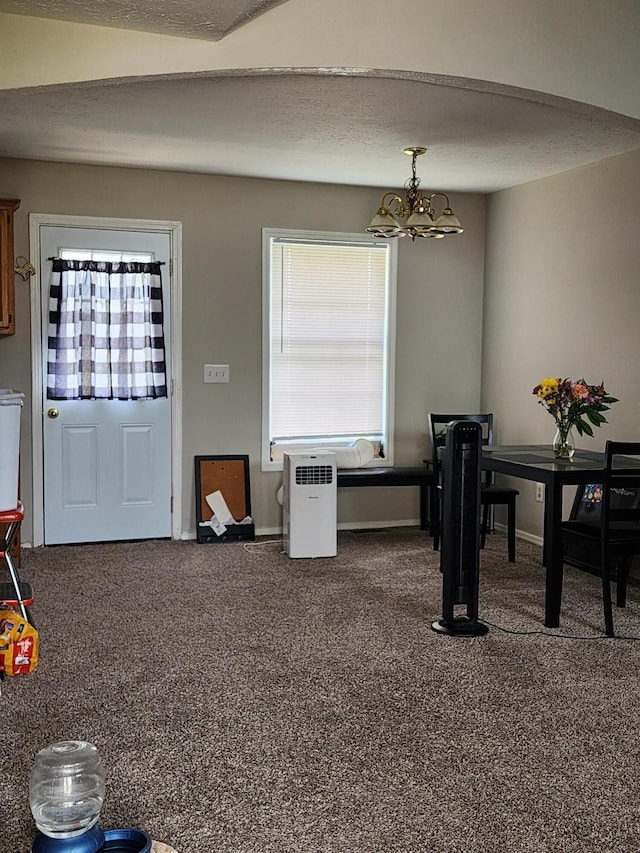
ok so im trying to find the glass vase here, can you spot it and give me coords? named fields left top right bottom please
left=553, top=425, right=576, bottom=460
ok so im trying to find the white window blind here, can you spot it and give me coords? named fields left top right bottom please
left=263, top=230, right=396, bottom=467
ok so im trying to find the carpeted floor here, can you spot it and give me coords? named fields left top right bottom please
left=1, top=530, right=640, bottom=852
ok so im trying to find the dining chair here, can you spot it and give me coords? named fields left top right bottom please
left=561, top=440, right=640, bottom=636
left=428, top=413, right=518, bottom=562
left=564, top=482, right=640, bottom=597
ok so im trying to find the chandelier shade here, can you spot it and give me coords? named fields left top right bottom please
left=366, top=147, right=463, bottom=241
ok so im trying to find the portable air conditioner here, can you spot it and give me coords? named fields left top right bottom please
left=283, top=451, right=337, bottom=558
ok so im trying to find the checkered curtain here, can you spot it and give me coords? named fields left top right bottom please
left=47, top=259, right=167, bottom=400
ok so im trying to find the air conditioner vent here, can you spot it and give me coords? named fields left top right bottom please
left=295, top=465, right=334, bottom=486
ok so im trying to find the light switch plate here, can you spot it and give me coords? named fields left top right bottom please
left=204, top=364, right=229, bottom=383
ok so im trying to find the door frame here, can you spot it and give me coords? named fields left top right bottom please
left=29, top=214, right=183, bottom=547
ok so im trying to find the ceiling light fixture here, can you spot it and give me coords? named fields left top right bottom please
left=366, top=147, right=463, bottom=241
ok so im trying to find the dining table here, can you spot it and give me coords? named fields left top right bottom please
left=481, top=444, right=640, bottom=628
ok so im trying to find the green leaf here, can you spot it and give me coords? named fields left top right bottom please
left=579, top=419, right=594, bottom=437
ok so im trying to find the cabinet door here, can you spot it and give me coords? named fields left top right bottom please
left=0, top=198, right=20, bottom=335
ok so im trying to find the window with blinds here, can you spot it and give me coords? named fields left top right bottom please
left=262, top=229, right=397, bottom=469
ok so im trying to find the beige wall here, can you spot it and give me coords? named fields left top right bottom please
left=482, top=147, right=640, bottom=539
left=6, top=146, right=639, bottom=545
left=0, top=157, right=486, bottom=541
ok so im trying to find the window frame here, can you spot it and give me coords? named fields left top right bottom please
left=261, top=227, right=397, bottom=472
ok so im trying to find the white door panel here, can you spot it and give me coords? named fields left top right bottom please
left=40, top=226, right=172, bottom=544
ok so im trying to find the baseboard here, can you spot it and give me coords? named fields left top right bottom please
left=337, top=518, right=420, bottom=532
left=493, top=521, right=543, bottom=548
left=184, top=518, right=421, bottom=539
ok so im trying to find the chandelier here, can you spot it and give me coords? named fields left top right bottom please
left=366, top=146, right=463, bottom=241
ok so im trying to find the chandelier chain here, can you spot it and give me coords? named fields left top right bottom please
left=404, top=150, right=421, bottom=214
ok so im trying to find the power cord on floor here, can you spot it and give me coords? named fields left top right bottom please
left=479, top=617, right=640, bottom=641
left=242, top=538, right=284, bottom=554
left=241, top=527, right=394, bottom=553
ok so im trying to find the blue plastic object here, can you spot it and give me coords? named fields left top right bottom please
left=31, top=825, right=105, bottom=853
left=101, top=828, right=152, bottom=852
left=31, top=827, right=152, bottom=853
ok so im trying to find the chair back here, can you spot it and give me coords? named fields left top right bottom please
left=601, top=441, right=640, bottom=535
left=428, top=413, right=494, bottom=481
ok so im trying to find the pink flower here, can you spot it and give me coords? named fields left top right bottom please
left=572, top=383, right=589, bottom=399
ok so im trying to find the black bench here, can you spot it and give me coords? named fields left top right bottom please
left=336, top=466, right=435, bottom=530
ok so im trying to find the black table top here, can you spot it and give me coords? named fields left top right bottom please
left=482, top=444, right=640, bottom=485
left=484, top=445, right=602, bottom=464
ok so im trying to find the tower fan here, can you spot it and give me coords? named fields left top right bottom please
left=432, top=420, right=489, bottom=636
left=283, top=450, right=337, bottom=558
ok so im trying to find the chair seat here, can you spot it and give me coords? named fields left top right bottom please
left=481, top=485, right=519, bottom=500
left=0, top=501, right=24, bottom=526
left=0, top=580, right=33, bottom=607
left=562, top=519, right=640, bottom=546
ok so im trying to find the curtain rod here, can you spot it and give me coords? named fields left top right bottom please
left=48, top=257, right=165, bottom=264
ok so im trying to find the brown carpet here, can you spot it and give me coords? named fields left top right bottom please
left=2, top=530, right=640, bottom=852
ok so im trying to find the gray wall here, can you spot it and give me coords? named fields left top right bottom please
left=0, top=157, right=486, bottom=541
left=482, top=148, right=640, bottom=539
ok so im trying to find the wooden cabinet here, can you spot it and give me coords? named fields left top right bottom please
left=0, top=198, right=20, bottom=335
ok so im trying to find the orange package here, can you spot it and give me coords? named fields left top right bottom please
left=0, top=608, right=39, bottom=675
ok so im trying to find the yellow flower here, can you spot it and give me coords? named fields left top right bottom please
left=536, top=377, right=558, bottom=399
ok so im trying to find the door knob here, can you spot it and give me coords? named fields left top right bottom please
left=47, top=407, right=60, bottom=419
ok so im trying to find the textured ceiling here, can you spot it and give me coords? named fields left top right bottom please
left=1, top=72, right=639, bottom=193
left=0, top=0, right=287, bottom=40
left=1, top=1, right=639, bottom=192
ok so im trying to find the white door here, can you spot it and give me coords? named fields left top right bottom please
left=40, top=226, right=172, bottom=545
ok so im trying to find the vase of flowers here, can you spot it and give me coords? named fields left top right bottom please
left=532, top=377, right=618, bottom=460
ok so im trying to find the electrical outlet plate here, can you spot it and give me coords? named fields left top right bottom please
left=204, top=364, right=229, bottom=383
